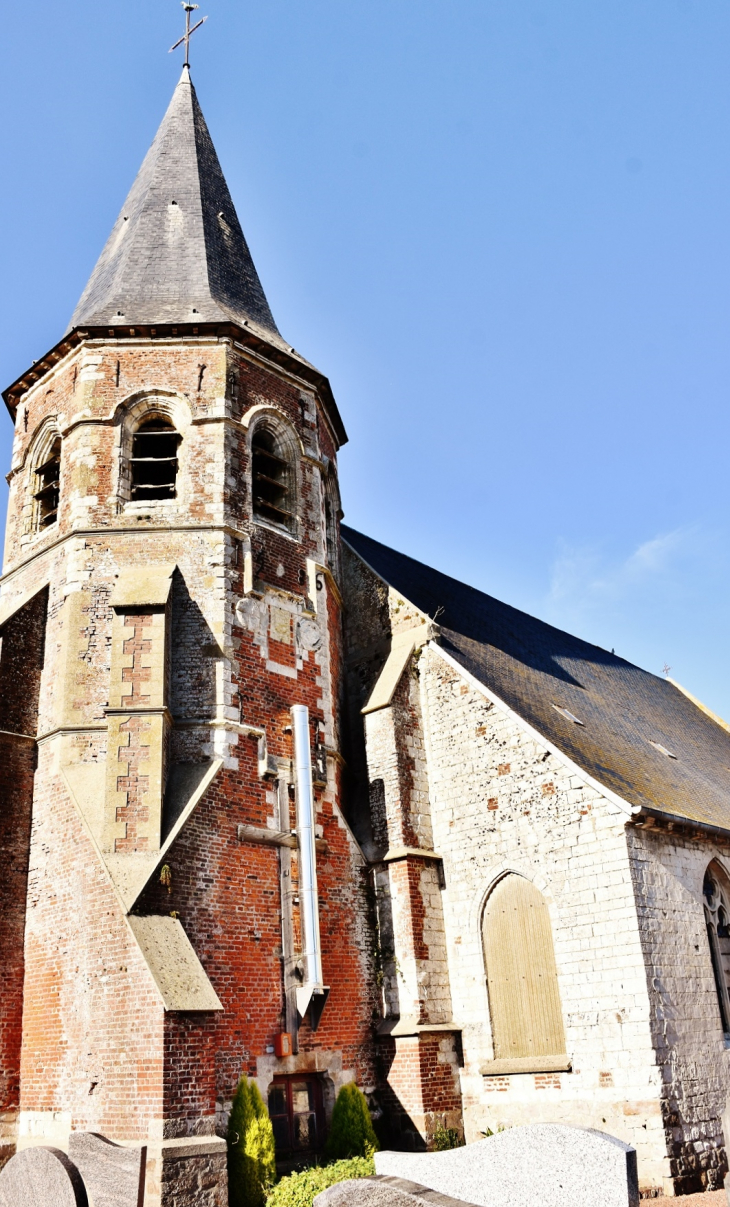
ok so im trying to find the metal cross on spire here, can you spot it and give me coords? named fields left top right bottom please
left=169, top=3, right=208, bottom=68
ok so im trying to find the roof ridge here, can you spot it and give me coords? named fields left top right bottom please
left=342, top=524, right=730, bottom=834
left=341, top=524, right=641, bottom=671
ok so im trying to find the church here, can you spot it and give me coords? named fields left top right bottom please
left=1, top=61, right=729, bottom=1206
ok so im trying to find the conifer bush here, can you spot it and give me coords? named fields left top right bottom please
left=228, top=1075, right=277, bottom=1207
left=265, top=1156, right=375, bottom=1207
left=323, top=1083, right=379, bottom=1162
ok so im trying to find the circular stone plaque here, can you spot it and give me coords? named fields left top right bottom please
left=0, top=1146, right=88, bottom=1207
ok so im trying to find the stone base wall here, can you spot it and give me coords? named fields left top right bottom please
left=377, top=1032, right=463, bottom=1150
left=155, top=1137, right=228, bottom=1207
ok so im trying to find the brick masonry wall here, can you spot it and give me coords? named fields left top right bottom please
left=0, top=588, right=48, bottom=1163
left=19, top=750, right=166, bottom=1142
left=0, top=331, right=377, bottom=1205
left=0, top=735, right=36, bottom=1160
left=342, top=550, right=459, bottom=1144
left=377, top=1032, right=462, bottom=1149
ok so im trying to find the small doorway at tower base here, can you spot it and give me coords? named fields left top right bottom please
left=268, top=1074, right=326, bottom=1174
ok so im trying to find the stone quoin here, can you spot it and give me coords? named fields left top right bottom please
left=2, top=48, right=730, bottom=1207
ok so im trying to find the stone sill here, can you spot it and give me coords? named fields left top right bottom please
left=481, top=1055, right=572, bottom=1075
left=376, top=1018, right=462, bottom=1038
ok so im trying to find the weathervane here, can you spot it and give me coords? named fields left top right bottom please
left=169, top=3, right=208, bottom=68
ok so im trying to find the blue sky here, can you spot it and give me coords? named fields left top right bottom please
left=3, top=2, right=730, bottom=714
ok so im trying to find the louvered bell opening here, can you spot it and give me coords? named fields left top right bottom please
left=130, top=418, right=180, bottom=501
left=34, top=439, right=62, bottom=530
left=252, top=429, right=294, bottom=530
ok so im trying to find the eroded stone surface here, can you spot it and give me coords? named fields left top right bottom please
left=375, top=1125, right=639, bottom=1207
left=0, top=1146, right=88, bottom=1207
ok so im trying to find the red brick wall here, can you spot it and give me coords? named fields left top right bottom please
left=377, top=1032, right=463, bottom=1150
left=0, top=588, right=48, bottom=1120
left=3, top=332, right=378, bottom=1168
left=0, top=737, right=36, bottom=1117
left=20, top=761, right=164, bottom=1138
left=137, top=717, right=378, bottom=1130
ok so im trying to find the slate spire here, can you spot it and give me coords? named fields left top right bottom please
left=68, top=68, right=282, bottom=343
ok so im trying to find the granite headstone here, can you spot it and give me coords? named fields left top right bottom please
left=68, top=1132, right=146, bottom=1207
left=375, top=1124, right=639, bottom=1207
left=0, top=1146, right=88, bottom=1207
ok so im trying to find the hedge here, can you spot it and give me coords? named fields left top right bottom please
left=265, top=1156, right=375, bottom=1207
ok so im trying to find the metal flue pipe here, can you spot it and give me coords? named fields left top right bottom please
left=291, top=704, right=324, bottom=991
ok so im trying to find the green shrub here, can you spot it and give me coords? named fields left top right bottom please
left=323, top=1084, right=379, bottom=1162
left=228, top=1076, right=277, bottom=1207
left=431, top=1124, right=464, bottom=1151
left=266, top=1156, right=375, bottom=1207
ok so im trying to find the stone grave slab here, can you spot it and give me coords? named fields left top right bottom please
left=316, top=1181, right=419, bottom=1207
left=316, top=1175, right=480, bottom=1207
left=68, top=1131, right=146, bottom=1207
left=0, top=1146, right=88, bottom=1207
left=375, top=1124, right=639, bottom=1207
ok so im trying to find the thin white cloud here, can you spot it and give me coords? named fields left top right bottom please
left=548, top=525, right=700, bottom=613
left=536, top=523, right=730, bottom=716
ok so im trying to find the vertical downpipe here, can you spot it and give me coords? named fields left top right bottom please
left=292, top=704, right=324, bottom=991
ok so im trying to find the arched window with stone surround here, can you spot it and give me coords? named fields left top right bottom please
left=34, top=437, right=62, bottom=531
left=29, top=428, right=62, bottom=533
left=482, top=874, right=567, bottom=1067
left=251, top=420, right=297, bottom=533
left=129, top=415, right=181, bottom=501
left=703, top=861, right=730, bottom=1039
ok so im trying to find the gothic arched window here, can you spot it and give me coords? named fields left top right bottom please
left=130, top=416, right=180, bottom=501
left=251, top=425, right=295, bottom=532
left=482, top=874, right=566, bottom=1064
left=704, top=862, right=730, bottom=1038
left=33, top=437, right=62, bottom=531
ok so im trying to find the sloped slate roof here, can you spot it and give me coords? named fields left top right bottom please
left=343, top=525, right=730, bottom=832
left=67, top=68, right=284, bottom=348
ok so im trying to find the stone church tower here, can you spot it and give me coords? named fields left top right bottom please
left=0, top=69, right=376, bottom=1205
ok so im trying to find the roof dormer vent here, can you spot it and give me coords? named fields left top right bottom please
left=649, top=741, right=677, bottom=760
left=552, top=704, right=584, bottom=726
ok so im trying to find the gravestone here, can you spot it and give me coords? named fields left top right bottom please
left=0, top=1133, right=147, bottom=1207
left=0, top=1146, right=88, bottom=1207
left=316, top=1175, right=480, bottom=1206
left=375, top=1124, right=639, bottom=1207
left=316, top=1182, right=422, bottom=1207
left=69, top=1132, right=146, bottom=1207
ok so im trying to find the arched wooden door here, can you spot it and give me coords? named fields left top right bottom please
left=482, top=874, right=566, bottom=1060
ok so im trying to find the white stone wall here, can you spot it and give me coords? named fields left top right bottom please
left=626, top=825, right=730, bottom=1191
left=417, top=646, right=670, bottom=1192
left=344, top=545, right=730, bottom=1191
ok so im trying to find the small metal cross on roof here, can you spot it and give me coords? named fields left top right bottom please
left=169, top=3, right=208, bottom=68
